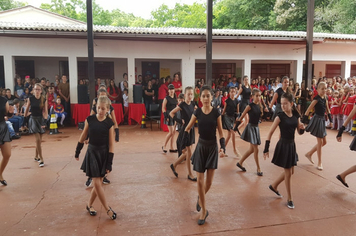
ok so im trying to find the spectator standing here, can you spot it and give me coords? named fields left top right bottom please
left=158, top=77, right=170, bottom=109
left=120, top=73, right=128, bottom=92
left=172, top=73, right=182, bottom=97
left=107, top=80, right=122, bottom=104
left=58, top=75, right=70, bottom=124
left=14, top=77, right=24, bottom=99
left=144, top=80, right=155, bottom=112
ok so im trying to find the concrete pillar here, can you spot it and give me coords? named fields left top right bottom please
left=341, top=61, right=351, bottom=79
left=3, top=55, right=15, bottom=91
left=181, top=57, right=195, bottom=88
left=68, top=56, right=78, bottom=104
left=127, top=57, right=135, bottom=103
left=243, top=59, right=251, bottom=78
left=295, top=59, right=304, bottom=84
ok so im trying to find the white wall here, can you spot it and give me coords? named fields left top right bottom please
left=2, top=36, right=356, bottom=103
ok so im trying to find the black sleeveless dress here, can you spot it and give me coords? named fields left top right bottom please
left=0, top=97, right=11, bottom=144
left=305, top=95, right=327, bottom=138
left=164, top=95, right=177, bottom=126
left=240, top=103, right=261, bottom=145
left=28, top=95, right=46, bottom=134
left=240, top=85, right=251, bottom=113
left=272, top=111, right=299, bottom=168
left=176, top=102, right=195, bottom=156
left=81, top=115, right=114, bottom=177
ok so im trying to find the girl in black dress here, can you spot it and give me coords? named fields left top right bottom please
left=0, top=96, right=12, bottom=186
left=75, top=96, right=117, bottom=220
left=236, top=89, right=264, bottom=176
left=221, top=86, right=241, bottom=157
left=169, top=87, right=196, bottom=181
left=183, top=86, right=225, bottom=225
left=85, top=88, right=120, bottom=187
left=24, top=83, right=48, bottom=167
left=162, top=84, right=178, bottom=153
left=263, top=93, right=304, bottom=209
left=336, top=105, right=356, bottom=187
left=269, top=76, right=291, bottom=120
left=303, top=82, right=331, bottom=170
left=236, top=75, right=251, bottom=129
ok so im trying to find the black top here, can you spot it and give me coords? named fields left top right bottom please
left=248, top=103, right=261, bottom=125
left=0, top=97, right=7, bottom=123
left=165, top=95, right=177, bottom=112
left=179, top=102, right=195, bottom=126
left=225, top=97, right=239, bottom=116
left=87, top=115, right=114, bottom=146
left=275, top=88, right=286, bottom=104
left=277, top=111, right=299, bottom=140
left=313, top=95, right=326, bottom=116
left=241, top=85, right=251, bottom=100
left=92, top=97, right=114, bottom=114
left=29, top=95, right=46, bottom=117
left=194, top=107, right=221, bottom=141
left=144, top=88, right=154, bottom=101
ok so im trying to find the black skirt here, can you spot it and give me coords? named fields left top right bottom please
left=240, top=99, right=249, bottom=114
left=29, top=116, right=45, bottom=134
left=305, top=114, right=327, bottom=138
left=222, top=115, right=234, bottom=130
left=191, top=138, right=218, bottom=173
left=164, top=115, right=175, bottom=126
left=241, top=123, right=261, bottom=145
left=272, top=138, right=298, bottom=169
left=350, top=136, right=356, bottom=151
left=80, top=144, right=108, bottom=178
left=0, top=121, right=11, bottom=145
left=176, top=125, right=195, bottom=157
left=272, top=104, right=282, bottom=120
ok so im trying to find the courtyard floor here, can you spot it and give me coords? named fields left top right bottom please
left=1, top=122, right=356, bottom=236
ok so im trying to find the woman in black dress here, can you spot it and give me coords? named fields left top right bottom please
left=303, top=82, right=331, bottom=170
left=236, top=75, right=251, bottom=129
left=24, top=83, right=48, bottom=167
left=236, top=89, right=264, bottom=176
left=269, top=76, right=291, bottom=120
left=336, top=105, right=356, bottom=187
left=183, top=86, right=225, bottom=225
left=75, top=96, right=116, bottom=220
left=169, top=87, right=196, bottom=181
left=162, top=84, right=178, bottom=153
left=263, top=93, right=304, bottom=209
left=0, top=96, right=12, bottom=185
left=221, top=86, right=240, bottom=157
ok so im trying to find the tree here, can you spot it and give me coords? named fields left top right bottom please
left=213, top=0, right=275, bottom=30
left=150, top=3, right=206, bottom=28
left=0, top=0, right=26, bottom=11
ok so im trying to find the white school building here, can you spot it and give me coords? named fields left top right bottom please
left=1, top=5, right=356, bottom=103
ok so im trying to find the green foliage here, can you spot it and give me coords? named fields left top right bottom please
left=0, top=0, right=26, bottom=11
left=2, top=0, right=356, bottom=34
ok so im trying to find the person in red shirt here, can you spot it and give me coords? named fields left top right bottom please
left=172, top=73, right=182, bottom=97
left=259, top=79, right=267, bottom=94
left=158, top=77, right=171, bottom=109
left=107, top=80, right=122, bottom=104
left=47, top=86, right=56, bottom=111
left=251, top=79, right=258, bottom=89
left=221, top=91, right=228, bottom=109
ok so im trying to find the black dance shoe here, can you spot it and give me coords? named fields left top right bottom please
left=236, top=162, right=246, bottom=172
left=0, top=179, right=7, bottom=186
left=188, top=175, right=197, bottom=182
left=336, top=175, right=349, bottom=188
left=162, top=146, right=167, bottom=153
left=198, top=210, right=209, bottom=225
left=269, top=185, right=282, bottom=198
left=169, top=149, right=178, bottom=153
left=107, top=207, right=117, bottom=220
left=196, top=196, right=201, bottom=212
left=86, top=205, right=97, bottom=216
left=170, top=164, right=178, bottom=177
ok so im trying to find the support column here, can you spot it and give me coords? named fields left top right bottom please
left=127, top=57, right=135, bottom=103
left=243, top=59, right=251, bottom=78
left=296, top=59, right=304, bottom=84
left=3, top=55, right=15, bottom=91
left=181, top=57, right=195, bottom=88
left=341, top=61, right=351, bottom=79
left=68, top=56, right=78, bottom=104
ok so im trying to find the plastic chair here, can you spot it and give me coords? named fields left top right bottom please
left=146, top=104, right=161, bottom=130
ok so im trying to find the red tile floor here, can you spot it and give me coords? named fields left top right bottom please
left=1, top=123, right=356, bottom=236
